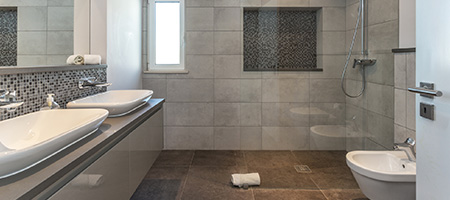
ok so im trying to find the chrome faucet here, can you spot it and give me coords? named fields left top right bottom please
left=0, top=89, right=24, bottom=111
left=78, top=77, right=112, bottom=89
left=394, top=138, right=416, bottom=162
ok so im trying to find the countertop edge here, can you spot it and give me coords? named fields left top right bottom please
left=0, top=65, right=108, bottom=75
left=0, top=98, right=164, bottom=199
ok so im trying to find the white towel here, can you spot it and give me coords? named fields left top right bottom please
left=66, top=55, right=84, bottom=65
left=231, top=173, right=260, bottom=188
left=84, top=55, right=102, bottom=65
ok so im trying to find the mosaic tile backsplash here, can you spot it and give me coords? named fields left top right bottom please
left=0, top=8, right=18, bottom=66
left=0, top=67, right=107, bottom=121
left=243, top=8, right=317, bottom=71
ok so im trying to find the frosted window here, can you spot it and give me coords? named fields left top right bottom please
left=155, top=2, right=180, bottom=65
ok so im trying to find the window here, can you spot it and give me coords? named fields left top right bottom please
left=148, top=0, right=185, bottom=73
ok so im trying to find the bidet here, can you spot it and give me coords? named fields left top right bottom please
left=346, top=151, right=416, bottom=200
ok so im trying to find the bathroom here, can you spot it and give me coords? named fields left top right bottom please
left=0, top=0, right=446, bottom=199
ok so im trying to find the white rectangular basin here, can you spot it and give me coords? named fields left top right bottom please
left=66, top=90, right=153, bottom=117
left=0, top=109, right=108, bottom=178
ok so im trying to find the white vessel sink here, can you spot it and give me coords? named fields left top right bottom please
left=0, top=109, right=108, bottom=178
left=66, top=90, right=153, bottom=117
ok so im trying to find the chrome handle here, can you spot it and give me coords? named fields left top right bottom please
left=408, top=87, right=443, bottom=97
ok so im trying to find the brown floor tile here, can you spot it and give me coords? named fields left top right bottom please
left=253, top=189, right=327, bottom=200
left=131, top=179, right=181, bottom=200
left=181, top=166, right=252, bottom=200
left=145, top=167, right=189, bottom=180
left=245, top=151, right=300, bottom=168
left=321, top=189, right=368, bottom=200
left=135, top=167, right=189, bottom=200
left=292, top=151, right=347, bottom=169
left=192, top=150, right=246, bottom=167
left=249, top=166, right=318, bottom=189
left=309, top=167, right=359, bottom=189
left=153, top=150, right=194, bottom=166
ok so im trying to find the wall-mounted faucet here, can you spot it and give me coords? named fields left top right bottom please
left=0, top=89, right=24, bottom=112
left=352, top=58, right=377, bottom=68
left=78, top=77, right=112, bottom=89
left=393, top=137, right=416, bottom=162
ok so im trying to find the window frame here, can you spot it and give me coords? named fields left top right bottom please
left=147, top=0, right=186, bottom=73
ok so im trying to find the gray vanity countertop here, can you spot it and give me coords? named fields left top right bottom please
left=0, top=98, right=165, bottom=200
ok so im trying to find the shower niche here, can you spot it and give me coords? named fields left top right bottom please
left=0, top=8, right=17, bottom=66
left=243, top=7, right=321, bottom=71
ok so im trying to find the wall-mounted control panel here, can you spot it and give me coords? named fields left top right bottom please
left=420, top=102, right=434, bottom=120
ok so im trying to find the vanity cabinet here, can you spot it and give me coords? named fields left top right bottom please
left=50, top=109, right=163, bottom=200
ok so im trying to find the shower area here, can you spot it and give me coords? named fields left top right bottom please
left=142, top=0, right=398, bottom=151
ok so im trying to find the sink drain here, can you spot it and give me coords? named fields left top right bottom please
left=294, top=165, right=312, bottom=173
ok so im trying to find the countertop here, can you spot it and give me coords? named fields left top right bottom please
left=0, top=98, right=165, bottom=200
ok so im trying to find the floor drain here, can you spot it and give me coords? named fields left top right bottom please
left=294, top=165, right=312, bottom=173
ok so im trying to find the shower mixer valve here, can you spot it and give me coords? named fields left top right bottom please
left=352, top=58, right=377, bottom=68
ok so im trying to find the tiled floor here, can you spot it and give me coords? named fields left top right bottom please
left=131, top=151, right=368, bottom=200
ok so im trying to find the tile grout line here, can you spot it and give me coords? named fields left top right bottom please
left=242, top=151, right=256, bottom=200
left=177, top=151, right=196, bottom=200
left=310, top=178, right=330, bottom=200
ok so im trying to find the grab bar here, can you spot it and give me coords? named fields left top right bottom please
left=408, top=87, right=443, bottom=97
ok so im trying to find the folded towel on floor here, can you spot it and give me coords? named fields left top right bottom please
left=66, top=55, right=84, bottom=65
left=84, top=54, right=102, bottom=65
left=231, top=173, right=260, bottom=188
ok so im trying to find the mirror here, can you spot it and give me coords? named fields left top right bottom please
left=0, top=0, right=74, bottom=67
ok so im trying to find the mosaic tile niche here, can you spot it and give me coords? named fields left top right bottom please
left=0, top=8, right=18, bottom=66
left=243, top=8, right=319, bottom=71
left=0, top=67, right=107, bottom=121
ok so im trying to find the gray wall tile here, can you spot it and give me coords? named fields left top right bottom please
left=18, top=6, right=47, bottom=31
left=367, top=0, right=398, bottom=26
left=310, top=79, right=345, bottom=103
left=214, top=8, right=241, bottom=30
left=240, top=127, right=262, bottom=150
left=214, top=55, right=241, bottom=78
left=394, top=53, right=407, bottom=89
left=142, top=78, right=167, bottom=98
left=165, top=127, right=214, bottom=149
left=167, top=55, right=214, bottom=79
left=262, top=79, right=309, bottom=102
left=214, top=79, right=241, bottom=102
left=261, top=0, right=310, bottom=7
left=240, top=79, right=261, bottom=102
left=214, top=127, right=241, bottom=150
left=394, top=88, right=406, bottom=127
left=165, top=103, right=214, bottom=126
left=214, top=31, right=241, bottom=54
left=262, top=127, right=310, bottom=150
left=47, top=6, right=74, bottom=30
left=186, top=0, right=214, bottom=7
left=46, top=31, right=73, bottom=54
left=367, top=82, right=394, bottom=118
left=214, top=103, right=240, bottom=126
left=18, top=32, right=47, bottom=55
left=186, top=8, right=214, bottom=31
left=240, top=103, right=262, bottom=126
left=262, top=103, right=309, bottom=127
left=167, top=79, right=214, bottom=102
left=186, top=32, right=214, bottom=54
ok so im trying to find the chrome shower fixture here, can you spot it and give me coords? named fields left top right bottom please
left=352, top=58, right=377, bottom=68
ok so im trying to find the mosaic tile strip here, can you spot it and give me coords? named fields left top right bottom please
left=243, top=8, right=317, bottom=71
left=0, top=68, right=107, bottom=121
left=0, top=9, right=17, bottom=66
